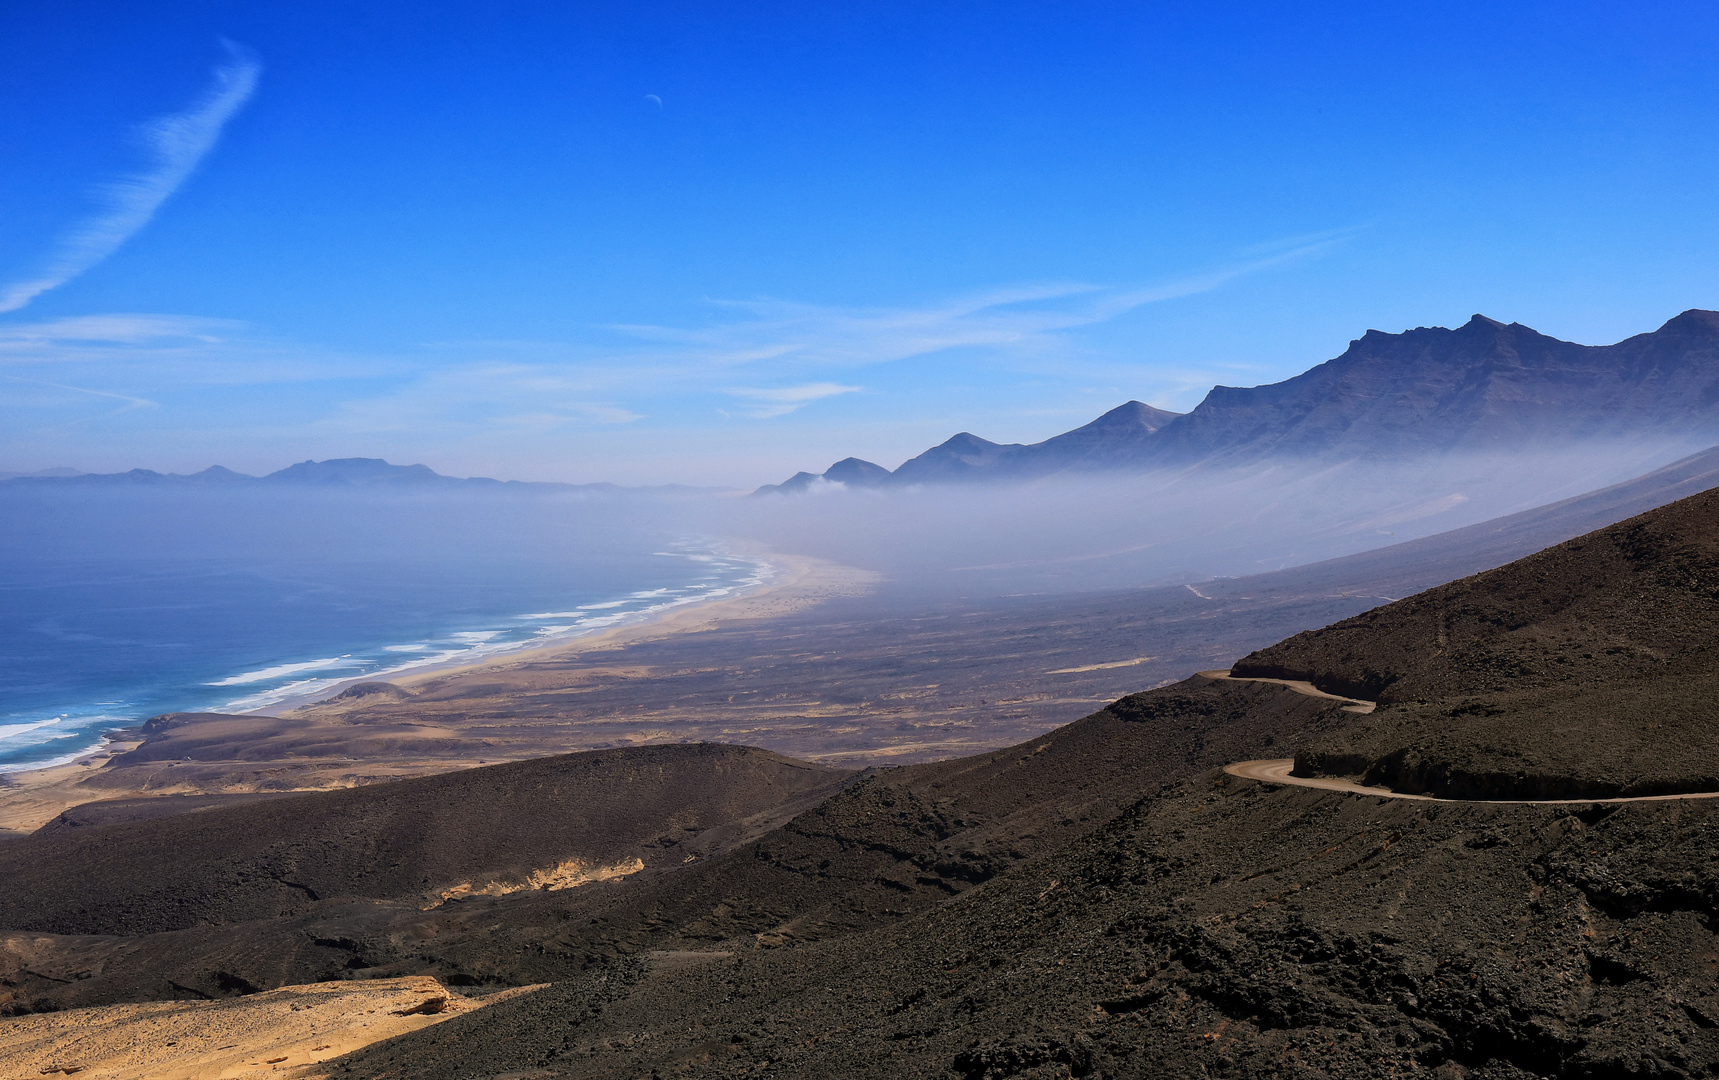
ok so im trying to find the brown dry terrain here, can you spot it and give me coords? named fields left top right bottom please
left=7, top=466, right=1719, bottom=1078
left=0, top=678, right=1343, bottom=1016
left=7, top=441, right=1715, bottom=841
left=0, top=975, right=533, bottom=1080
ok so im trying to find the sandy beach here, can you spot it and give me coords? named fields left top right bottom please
left=0, top=550, right=880, bottom=838
left=253, top=548, right=882, bottom=716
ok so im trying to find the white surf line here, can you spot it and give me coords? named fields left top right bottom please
left=1197, top=669, right=1375, bottom=713
left=1224, top=758, right=1719, bottom=805
left=243, top=548, right=782, bottom=716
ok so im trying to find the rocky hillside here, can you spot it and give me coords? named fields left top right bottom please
left=1234, top=484, right=1719, bottom=799
left=0, top=744, right=848, bottom=937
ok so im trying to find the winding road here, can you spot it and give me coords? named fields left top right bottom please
left=1197, top=669, right=1374, bottom=713
left=1204, top=669, right=1719, bottom=805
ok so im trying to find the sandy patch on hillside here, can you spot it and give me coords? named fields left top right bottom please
left=0, top=739, right=144, bottom=841
left=429, top=855, right=646, bottom=907
left=0, top=975, right=542, bottom=1079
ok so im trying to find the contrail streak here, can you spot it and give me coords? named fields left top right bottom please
left=0, top=41, right=261, bottom=314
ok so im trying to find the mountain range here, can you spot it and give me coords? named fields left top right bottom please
left=0, top=457, right=696, bottom=493
left=759, top=308, right=1719, bottom=493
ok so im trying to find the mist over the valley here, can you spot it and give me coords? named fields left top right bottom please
left=709, top=438, right=1712, bottom=592
left=5, top=437, right=1708, bottom=599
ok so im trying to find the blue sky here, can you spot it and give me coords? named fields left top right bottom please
left=3, top=1, right=1718, bottom=485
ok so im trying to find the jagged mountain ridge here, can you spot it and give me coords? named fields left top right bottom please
left=756, top=400, right=1183, bottom=494
left=759, top=308, right=1719, bottom=492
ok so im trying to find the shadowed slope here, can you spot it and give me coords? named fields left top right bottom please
left=0, top=744, right=849, bottom=937
left=1234, top=484, right=1719, bottom=798
left=329, top=483, right=1719, bottom=1078
left=0, top=679, right=1346, bottom=1013
left=15, top=486, right=1719, bottom=1077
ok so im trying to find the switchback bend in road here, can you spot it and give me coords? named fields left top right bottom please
left=1205, top=670, right=1719, bottom=806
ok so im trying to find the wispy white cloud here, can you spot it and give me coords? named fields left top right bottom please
left=1, top=373, right=158, bottom=412
left=0, top=232, right=1348, bottom=473
left=0, top=312, right=388, bottom=389
left=0, top=42, right=261, bottom=314
left=0, top=313, right=240, bottom=352
left=312, top=363, right=645, bottom=437
left=603, top=238, right=1342, bottom=378
left=724, top=382, right=861, bottom=418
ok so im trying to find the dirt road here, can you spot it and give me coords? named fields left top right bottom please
left=1197, top=670, right=1374, bottom=713
left=1224, top=759, right=1719, bottom=805
left=1210, top=668, right=1719, bottom=803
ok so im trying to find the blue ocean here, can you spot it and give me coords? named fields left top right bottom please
left=0, top=486, right=761, bottom=772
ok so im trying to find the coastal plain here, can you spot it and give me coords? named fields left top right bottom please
left=6, top=443, right=1719, bottom=1076
left=6, top=442, right=1718, bottom=840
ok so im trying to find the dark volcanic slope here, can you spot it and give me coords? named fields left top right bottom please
left=1234, top=484, right=1719, bottom=799
left=0, top=679, right=1346, bottom=1013
left=0, top=744, right=847, bottom=937
left=325, top=487, right=1719, bottom=1079
left=314, top=481, right=1719, bottom=1080
left=346, top=771, right=1719, bottom=1080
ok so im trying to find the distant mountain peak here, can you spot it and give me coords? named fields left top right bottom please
left=264, top=458, right=446, bottom=484
left=823, top=457, right=892, bottom=488
left=1655, top=308, right=1719, bottom=336
left=937, top=432, right=1004, bottom=454
left=1081, top=400, right=1182, bottom=431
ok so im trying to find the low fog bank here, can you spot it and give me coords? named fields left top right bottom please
left=2, top=438, right=1707, bottom=601
left=0, top=485, right=702, bottom=568
left=703, top=438, right=1715, bottom=594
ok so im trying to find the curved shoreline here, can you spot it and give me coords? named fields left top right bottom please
left=0, top=549, right=879, bottom=837
left=257, top=548, right=880, bottom=715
